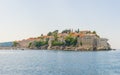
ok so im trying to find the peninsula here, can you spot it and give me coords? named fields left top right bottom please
left=13, top=29, right=111, bottom=51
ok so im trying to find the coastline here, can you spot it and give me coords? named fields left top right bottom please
left=0, top=47, right=113, bottom=51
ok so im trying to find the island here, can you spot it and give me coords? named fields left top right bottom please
left=13, top=29, right=111, bottom=51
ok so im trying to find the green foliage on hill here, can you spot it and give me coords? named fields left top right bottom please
left=34, top=41, right=48, bottom=48
left=47, top=32, right=52, bottom=36
left=47, top=30, right=59, bottom=36
left=80, top=42, right=83, bottom=46
left=52, top=40, right=64, bottom=46
left=13, top=41, right=19, bottom=47
left=62, top=29, right=71, bottom=33
left=75, top=29, right=80, bottom=33
left=28, top=42, right=32, bottom=48
left=92, top=31, right=100, bottom=38
left=65, top=36, right=77, bottom=46
left=92, top=31, right=96, bottom=34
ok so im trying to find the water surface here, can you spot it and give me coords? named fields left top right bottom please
left=0, top=50, right=120, bottom=75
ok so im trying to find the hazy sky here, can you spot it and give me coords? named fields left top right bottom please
left=0, top=0, right=120, bottom=48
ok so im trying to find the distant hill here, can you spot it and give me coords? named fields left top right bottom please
left=0, top=42, right=13, bottom=47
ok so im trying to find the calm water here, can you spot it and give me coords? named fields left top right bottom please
left=0, top=50, right=120, bottom=75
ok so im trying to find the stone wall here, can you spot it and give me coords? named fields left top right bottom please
left=97, top=38, right=110, bottom=50
left=76, top=34, right=111, bottom=50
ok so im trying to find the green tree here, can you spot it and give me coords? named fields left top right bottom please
left=53, top=30, right=58, bottom=34
left=45, top=38, right=49, bottom=44
left=47, top=32, right=52, bottom=36
left=92, top=31, right=100, bottom=38
left=92, top=31, right=96, bottom=34
left=13, top=41, right=19, bottom=47
left=53, top=33, right=58, bottom=41
left=52, top=40, right=64, bottom=46
left=75, top=29, right=80, bottom=33
left=28, top=42, right=32, bottom=48
left=34, top=41, right=47, bottom=48
left=80, top=42, right=83, bottom=46
left=52, top=30, right=59, bottom=41
left=41, top=34, right=43, bottom=36
left=65, top=36, right=77, bottom=46
left=62, top=29, right=71, bottom=33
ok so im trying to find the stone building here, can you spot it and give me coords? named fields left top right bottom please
left=79, top=34, right=98, bottom=50
left=76, top=33, right=111, bottom=50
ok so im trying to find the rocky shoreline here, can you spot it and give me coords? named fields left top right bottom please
left=28, top=46, right=111, bottom=51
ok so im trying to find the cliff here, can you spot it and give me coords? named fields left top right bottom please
left=13, top=29, right=111, bottom=51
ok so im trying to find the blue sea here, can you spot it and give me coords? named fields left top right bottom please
left=0, top=50, right=120, bottom=75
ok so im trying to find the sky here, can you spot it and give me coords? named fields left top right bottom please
left=0, top=0, right=120, bottom=48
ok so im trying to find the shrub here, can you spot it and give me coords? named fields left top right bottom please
left=65, top=36, right=77, bottom=46
left=62, top=29, right=71, bottom=33
left=28, top=42, right=32, bottom=48
left=47, top=32, right=52, bottom=36
left=13, top=41, right=19, bottom=47
left=34, top=41, right=47, bottom=48
left=92, top=31, right=96, bottom=34
left=52, top=40, right=64, bottom=46
left=80, top=42, right=83, bottom=46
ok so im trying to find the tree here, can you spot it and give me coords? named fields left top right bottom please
left=92, top=31, right=96, bottom=34
left=47, top=32, right=52, bottom=36
left=52, top=30, right=59, bottom=41
left=80, top=42, right=83, bottom=46
left=13, top=41, right=19, bottom=47
left=53, top=33, right=58, bottom=41
left=92, top=31, right=100, bottom=38
left=28, top=42, right=32, bottom=48
left=52, top=40, right=64, bottom=46
left=45, top=38, right=49, bottom=44
left=62, top=29, right=71, bottom=33
left=65, top=36, right=77, bottom=46
left=41, top=34, right=43, bottom=36
left=34, top=41, right=47, bottom=48
left=53, top=30, right=58, bottom=34
left=75, top=29, right=80, bottom=33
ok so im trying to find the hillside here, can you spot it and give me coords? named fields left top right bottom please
left=13, top=29, right=111, bottom=51
left=0, top=42, right=13, bottom=47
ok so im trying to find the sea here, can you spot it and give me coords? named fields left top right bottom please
left=0, top=50, right=120, bottom=75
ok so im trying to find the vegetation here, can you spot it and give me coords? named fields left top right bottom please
left=47, top=30, right=59, bottom=40
left=45, top=38, right=49, bottom=43
left=92, top=31, right=96, bottom=34
left=28, top=42, right=32, bottom=48
left=65, top=36, right=77, bottom=46
left=92, top=31, right=100, bottom=38
left=80, top=42, right=83, bottom=46
left=96, top=35, right=100, bottom=38
left=75, top=29, right=80, bottom=33
left=47, top=32, right=52, bottom=36
left=41, top=34, right=43, bottom=36
left=52, top=40, right=64, bottom=46
left=34, top=41, right=48, bottom=48
left=53, top=30, right=59, bottom=34
left=13, top=41, right=19, bottom=47
left=62, top=29, right=71, bottom=33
